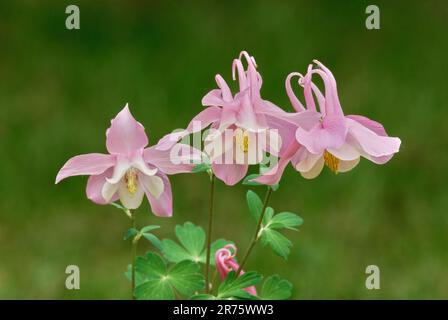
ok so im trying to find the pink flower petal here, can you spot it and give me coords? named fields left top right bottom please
left=271, top=109, right=321, bottom=132
left=232, top=58, right=248, bottom=91
left=105, top=155, right=131, bottom=184
left=204, top=129, right=234, bottom=163
left=338, top=158, right=360, bottom=173
left=285, top=72, right=306, bottom=112
left=346, top=115, right=388, bottom=136
left=142, top=172, right=173, bottom=217
left=302, top=64, right=317, bottom=112
left=212, top=163, right=248, bottom=186
left=55, top=153, right=115, bottom=184
left=346, top=118, right=401, bottom=158
left=295, top=149, right=323, bottom=173
left=295, top=115, right=347, bottom=155
left=201, top=89, right=226, bottom=107
left=300, top=155, right=324, bottom=179
left=143, top=144, right=202, bottom=174
left=218, top=107, right=237, bottom=131
left=313, top=60, right=344, bottom=116
left=139, top=174, right=164, bottom=199
left=86, top=168, right=118, bottom=204
left=215, top=74, right=233, bottom=102
left=118, top=182, right=145, bottom=210
left=327, top=142, right=360, bottom=161
left=254, top=141, right=300, bottom=185
left=202, top=75, right=233, bottom=106
left=214, top=245, right=257, bottom=296
left=235, top=94, right=264, bottom=131
left=156, top=106, right=222, bottom=151
left=106, top=104, right=149, bottom=156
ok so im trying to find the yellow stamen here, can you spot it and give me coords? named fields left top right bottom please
left=235, top=129, right=250, bottom=153
left=124, top=168, right=138, bottom=195
left=323, top=151, right=340, bottom=173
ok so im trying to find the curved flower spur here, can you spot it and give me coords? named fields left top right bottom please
left=215, top=244, right=257, bottom=295
left=157, top=51, right=296, bottom=185
left=55, top=104, right=201, bottom=216
left=255, top=60, right=401, bottom=185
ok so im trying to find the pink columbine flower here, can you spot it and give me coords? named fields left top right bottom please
left=255, top=60, right=401, bottom=184
left=215, top=244, right=257, bottom=296
left=157, top=51, right=303, bottom=186
left=55, top=104, right=200, bottom=216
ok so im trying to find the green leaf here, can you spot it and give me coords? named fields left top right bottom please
left=110, top=202, right=132, bottom=217
left=175, top=222, right=205, bottom=258
left=246, top=190, right=263, bottom=221
left=261, top=229, right=292, bottom=260
left=140, top=225, right=160, bottom=233
left=161, top=239, right=194, bottom=262
left=123, top=228, right=139, bottom=240
left=268, top=212, right=303, bottom=231
left=135, top=278, right=175, bottom=300
left=258, top=209, right=302, bottom=259
left=260, top=275, right=293, bottom=300
left=190, top=272, right=261, bottom=300
left=110, top=202, right=126, bottom=211
left=218, top=271, right=262, bottom=299
left=168, top=260, right=204, bottom=296
left=124, top=264, right=148, bottom=287
left=142, top=233, right=162, bottom=250
left=133, top=252, right=205, bottom=300
left=262, top=207, right=274, bottom=225
left=161, top=222, right=232, bottom=266
left=135, top=252, right=167, bottom=279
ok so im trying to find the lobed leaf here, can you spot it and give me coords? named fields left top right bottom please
left=218, top=271, right=262, bottom=299
left=260, top=275, right=293, bottom=300
left=175, top=222, right=205, bottom=258
left=268, top=212, right=303, bottom=230
left=161, top=222, right=232, bottom=266
left=261, top=229, right=292, bottom=260
left=133, top=252, right=205, bottom=300
left=168, top=260, right=204, bottom=297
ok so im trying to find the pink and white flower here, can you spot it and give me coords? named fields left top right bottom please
left=55, top=104, right=200, bottom=216
left=256, top=60, right=401, bottom=184
left=157, top=51, right=306, bottom=186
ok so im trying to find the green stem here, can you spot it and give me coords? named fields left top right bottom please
left=236, top=187, right=273, bottom=276
left=131, top=212, right=137, bottom=300
left=204, top=173, right=215, bottom=293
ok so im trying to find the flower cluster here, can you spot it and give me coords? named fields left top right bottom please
left=159, top=51, right=400, bottom=186
left=56, top=51, right=400, bottom=210
left=55, top=51, right=400, bottom=300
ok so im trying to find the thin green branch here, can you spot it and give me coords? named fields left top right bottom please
left=204, top=173, right=216, bottom=293
left=236, top=187, right=273, bottom=275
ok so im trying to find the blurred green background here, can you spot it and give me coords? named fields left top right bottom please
left=1, top=0, right=447, bottom=299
